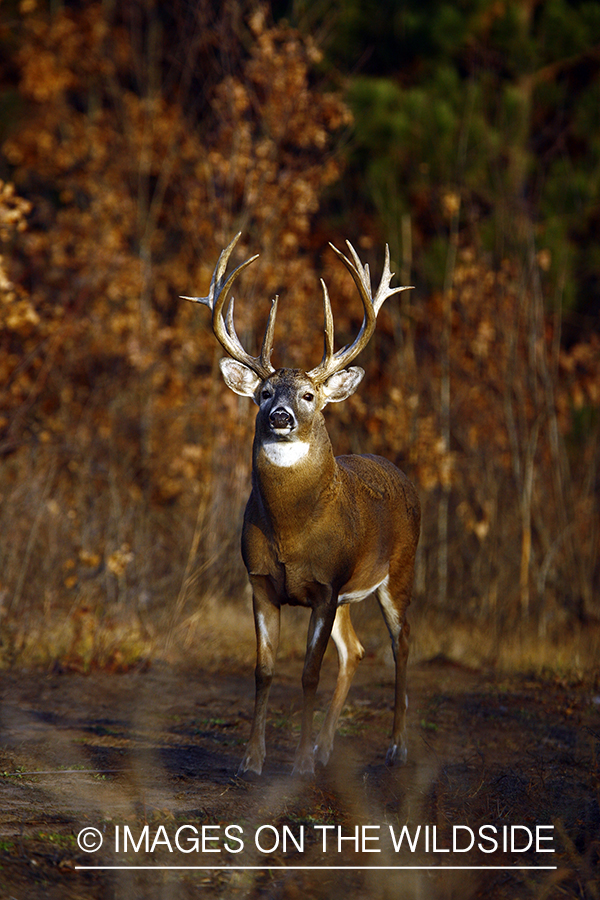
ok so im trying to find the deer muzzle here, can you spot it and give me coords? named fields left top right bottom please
left=269, top=406, right=295, bottom=434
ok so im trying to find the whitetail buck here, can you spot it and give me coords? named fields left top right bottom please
left=182, top=234, right=420, bottom=775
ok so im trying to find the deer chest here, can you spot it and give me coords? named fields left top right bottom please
left=242, top=515, right=357, bottom=606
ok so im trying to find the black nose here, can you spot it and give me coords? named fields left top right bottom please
left=269, top=407, right=294, bottom=430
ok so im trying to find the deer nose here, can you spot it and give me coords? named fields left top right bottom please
left=269, top=406, right=295, bottom=431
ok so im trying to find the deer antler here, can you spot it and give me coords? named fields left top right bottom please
left=180, top=232, right=277, bottom=379
left=307, top=242, right=412, bottom=384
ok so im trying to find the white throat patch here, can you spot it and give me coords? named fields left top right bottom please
left=262, top=440, right=310, bottom=467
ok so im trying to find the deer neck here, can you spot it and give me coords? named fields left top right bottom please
left=252, top=418, right=338, bottom=535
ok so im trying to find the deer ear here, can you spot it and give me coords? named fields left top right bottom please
left=219, top=358, right=262, bottom=399
left=321, top=366, right=365, bottom=405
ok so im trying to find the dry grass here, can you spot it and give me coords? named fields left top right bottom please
left=2, top=573, right=599, bottom=679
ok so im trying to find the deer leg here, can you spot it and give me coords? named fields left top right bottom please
left=314, top=604, right=365, bottom=767
left=237, top=577, right=280, bottom=777
left=293, top=598, right=336, bottom=775
left=376, top=573, right=412, bottom=766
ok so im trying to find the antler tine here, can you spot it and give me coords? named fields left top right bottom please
left=223, top=296, right=250, bottom=362
left=180, top=233, right=252, bottom=309
left=337, top=240, right=411, bottom=314
left=373, top=243, right=412, bottom=313
left=309, top=278, right=336, bottom=376
left=308, top=241, right=412, bottom=383
left=222, top=291, right=279, bottom=375
left=181, top=233, right=275, bottom=380
left=260, top=295, right=279, bottom=372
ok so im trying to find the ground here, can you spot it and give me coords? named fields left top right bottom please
left=0, top=654, right=598, bottom=899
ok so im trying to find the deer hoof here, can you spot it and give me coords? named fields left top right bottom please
left=237, top=767, right=262, bottom=783
left=237, top=752, right=264, bottom=778
left=292, top=750, right=315, bottom=776
left=313, top=740, right=332, bottom=768
left=385, top=741, right=407, bottom=767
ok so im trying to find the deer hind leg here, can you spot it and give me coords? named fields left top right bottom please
left=314, top=604, right=365, bottom=767
left=376, top=571, right=413, bottom=766
left=237, top=577, right=280, bottom=777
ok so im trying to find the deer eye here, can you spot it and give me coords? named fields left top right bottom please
left=261, top=389, right=272, bottom=401
left=302, top=392, right=314, bottom=402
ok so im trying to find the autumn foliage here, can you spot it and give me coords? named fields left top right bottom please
left=0, top=1, right=598, bottom=671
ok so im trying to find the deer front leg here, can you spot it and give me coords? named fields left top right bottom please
left=293, top=596, right=336, bottom=775
left=237, top=578, right=280, bottom=777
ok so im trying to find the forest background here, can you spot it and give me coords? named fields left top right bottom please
left=0, top=0, right=598, bottom=674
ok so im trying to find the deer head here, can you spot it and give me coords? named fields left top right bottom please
left=181, top=232, right=411, bottom=426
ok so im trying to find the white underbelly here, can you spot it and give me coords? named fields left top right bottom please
left=338, top=574, right=388, bottom=604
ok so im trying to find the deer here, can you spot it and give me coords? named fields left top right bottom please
left=182, top=233, right=421, bottom=776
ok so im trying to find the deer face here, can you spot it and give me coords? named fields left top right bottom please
left=220, top=361, right=365, bottom=443
left=256, top=369, right=321, bottom=440
left=219, top=362, right=365, bottom=468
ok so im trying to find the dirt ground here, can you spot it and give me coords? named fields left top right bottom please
left=0, top=652, right=598, bottom=900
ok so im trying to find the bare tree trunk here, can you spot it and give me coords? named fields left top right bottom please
left=519, top=415, right=541, bottom=619
left=438, top=199, right=458, bottom=606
